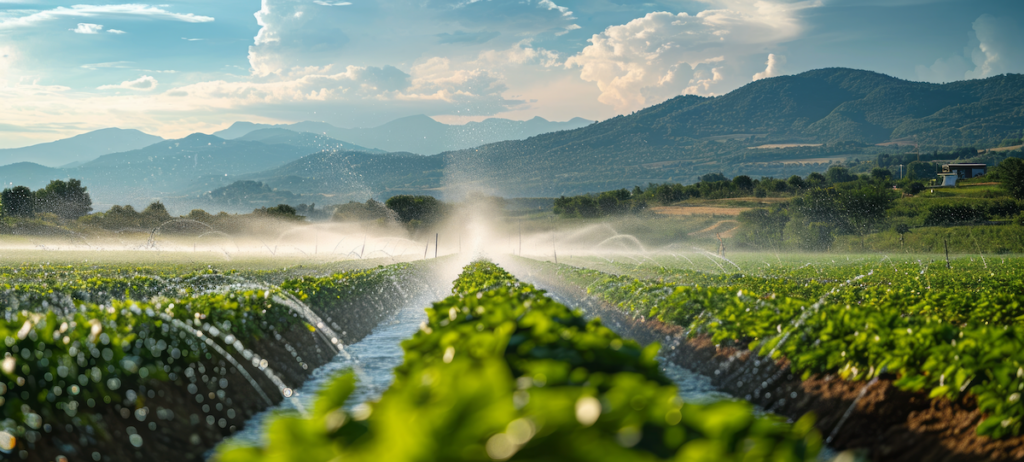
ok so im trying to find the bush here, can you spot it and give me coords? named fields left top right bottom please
left=923, top=204, right=987, bottom=226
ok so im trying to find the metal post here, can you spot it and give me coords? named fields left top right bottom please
left=552, top=229, right=557, bottom=264
left=435, top=233, right=438, bottom=259
left=424, top=244, right=428, bottom=260
left=944, top=238, right=951, bottom=269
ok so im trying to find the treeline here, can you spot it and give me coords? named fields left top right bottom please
left=0, top=179, right=92, bottom=220
left=553, top=166, right=902, bottom=218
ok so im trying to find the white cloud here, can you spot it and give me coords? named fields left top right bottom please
left=752, top=53, right=786, bottom=81
left=0, top=4, right=214, bottom=30
left=71, top=23, right=103, bottom=34
left=108, top=29, right=126, bottom=34
left=537, top=0, right=573, bottom=19
left=476, top=40, right=559, bottom=68
left=965, top=14, right=1024, bottom=79
left=313, top=1, right=351, bottom=5
left=566, top=2, right=817, bottom=112
left=916, top=14, right=1024, bottom=83
left=97, top=75, right=158, bottom=91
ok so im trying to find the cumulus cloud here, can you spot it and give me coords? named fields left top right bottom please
left=477, top=40, right=560, bottom=68
left=916, top=14, right=1024, bottom=83
left=108, top=29, right=126, bottom=34
left=97, top=75, right=158, bottom=91
left=313, top=1, right=352, bottom=5
left=0, top=4, right=214, bottom=29
left=72, top=23, right=104, bottom=34
left=752, top=53, right=786, bottom=81
left=566, top=2, right=817, bottom=112
left=965, top=15, right=1024, bottom=79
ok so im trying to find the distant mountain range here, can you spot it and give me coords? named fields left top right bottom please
left=0, top=128, right=163, bottom=168
left=1, top=68, right=1021, bottom=213
left=211, top=115, right=594, bottom=155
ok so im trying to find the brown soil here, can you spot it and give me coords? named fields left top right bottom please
left=507, top=262, right=1024, bottom=462
left=748, top=144, right=823, bottom=149
left=651, top=206, right=750, bottom=217
left=689, top=220, right=740, bottom=239
left=980, top=145, right=1022, bottom=153
left=20, top=271, right=433, bottom=462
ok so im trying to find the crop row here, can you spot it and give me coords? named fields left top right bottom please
left=0, top=262, right=418, bottom=461
left=217, top=261, right=820, bottom=462
left=545, top=258, right=1024, bottom=438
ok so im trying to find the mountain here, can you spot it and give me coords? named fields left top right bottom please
left=212, top=115, right=594, bottom=154
left=226, top=68, right=1024, bottom=200
left=0, top=132, right=361, bottom=208
left=5, top=68, right=1022, bottom=212
left=0, top=162, right=68, bottom=190
left=236, top=128, right=385, bottom=153
left=0, top=128, right=163, bottom=167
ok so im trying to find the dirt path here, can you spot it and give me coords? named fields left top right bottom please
left=651, top=206, right=749, bottom=216
left=689, top=219, right=740, bottom=238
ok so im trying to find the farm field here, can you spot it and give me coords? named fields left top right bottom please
left=3, top=245, right=1024, bottom=461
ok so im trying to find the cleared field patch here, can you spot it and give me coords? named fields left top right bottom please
left=980, top=145, right=1023, bottom=153
left=651, top=205, right=750, bottom=216
left=689, top=219, right=740, bottom=238
left=747, top=143, right=823, bottom=149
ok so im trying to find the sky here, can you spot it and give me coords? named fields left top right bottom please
left=0, top=0, right=1021, bottom=148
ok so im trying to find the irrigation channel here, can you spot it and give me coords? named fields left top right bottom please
left=215, top=257, right=840, bottom=460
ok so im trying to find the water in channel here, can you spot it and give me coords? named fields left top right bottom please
left=214, top=304, right=426, bottom=452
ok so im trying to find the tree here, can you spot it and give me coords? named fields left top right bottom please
left=142, top=201, right=172, bottom=223
left=1, top=186, right=35, bottom=218
left=34, top=179, right=92, bottom=220
left=870, top=168, right=892, bottom=181
left=738, top=206, right=790, bottom=248
left=787, top=175, right=806, bottom=190
left=792, top=185, right=896, bottom=250
left=806, top=172, right=826, bottom=187
left=825, top=166, right=855, bottom=184
left=385, top=195, right=444, bottom=223
left=997, top=157, right=1024, bottom=200
left=731, top=175, right=754, bottom=191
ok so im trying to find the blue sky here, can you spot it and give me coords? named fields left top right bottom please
left=0, top=0, right=1021, bottom=147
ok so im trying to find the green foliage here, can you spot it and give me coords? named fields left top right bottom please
left=0, top=261, right=420, bottom=457
left=923, top=204, right=988, bottom=226
left=561, top=257, right=1024, bottom=439
left=997, top=158, right=1024, bottom=200
left=331, top=199, right=393, bottom=222
left=218, top=261, right=820, bottom=461
left=384, top=195, right=445, bottom=224
left=254, top=204, right=303, bottom=220
left=1, top=185, right=35, bottom=218
left=34, top=179, right=93, bottom=220
left=737, top=207, right=790, bottom=248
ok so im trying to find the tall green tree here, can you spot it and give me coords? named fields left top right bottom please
left=1, top=186, right=35, bottom=218
left=997, top=157, right=1024, bottom=200
left=34, top=179, right=92, bottom=220
left=385, top=195, right=444, bottom=223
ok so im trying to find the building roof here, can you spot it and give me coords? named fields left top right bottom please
left=943, top=163, right=987, bottom=168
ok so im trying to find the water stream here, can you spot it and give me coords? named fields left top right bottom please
left=215, top=301, right=426, bottom=452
